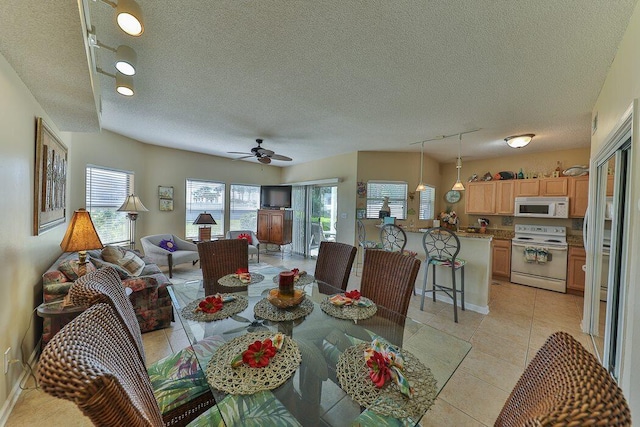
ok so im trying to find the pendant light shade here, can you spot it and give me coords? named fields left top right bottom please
left=452, top=133, right=465, bottom=191
left=116, top=0, right=145, bottom=36
left=416, top=142, right=426, bottom=192
left=505, top=134, right=535, bottom=148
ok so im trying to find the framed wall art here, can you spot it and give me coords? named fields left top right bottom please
left=159, top=199, right=174, bottom=212
left=356, top=208, right=366, bottom=219
left=33, top=117, right=67, bottom=235
left=158, top=185, right=174, bottom=199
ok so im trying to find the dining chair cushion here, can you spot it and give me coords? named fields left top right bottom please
left=148, top=335, right=225, bottom=415
left=428, top=257, right=466, bottom=269
left=186, top=390, right=302, bottom=427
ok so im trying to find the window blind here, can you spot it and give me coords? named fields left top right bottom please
left=85, top=166, right=133, bottom=245
left=185, top=179, right=225, bottom=238
left=419, top=185, right=436, bottom=220
left=366, top=181, right=408, bottom=219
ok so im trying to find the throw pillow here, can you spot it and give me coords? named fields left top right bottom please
left=102, top=245, right=126, bottom=263
left=237, top=233, right=252, bottom=245
left=159, top=239, right=178, bottom=252
left=58, top=259, right=97, bottom=281
left=117, top=251, right=145, bottom=277
left=90, top=258, right=132, bottom=279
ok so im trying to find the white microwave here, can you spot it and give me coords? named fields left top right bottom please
left=514, top=197, right=569, bottom=218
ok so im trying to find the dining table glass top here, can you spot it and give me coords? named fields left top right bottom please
left=168, top=264, right=471, bottom=426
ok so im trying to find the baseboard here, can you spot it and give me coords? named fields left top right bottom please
left=0, top=342, right=40, bottom=427
left=414, top=288, right=490, bottom=315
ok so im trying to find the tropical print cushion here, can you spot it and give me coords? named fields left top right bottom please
left=186, top=391, right=302, bottom=427
left=428, top=257, right=465, bottom=268
left=148, top=335, right=225, bottom=414
left=58, top=259, right=97, bottom=281
left=353, top=409, right=417, bottom=426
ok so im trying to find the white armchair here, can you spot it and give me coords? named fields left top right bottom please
left=225, top=230, right=260, bottom=262
left=140, top=234, right=199, bottom=278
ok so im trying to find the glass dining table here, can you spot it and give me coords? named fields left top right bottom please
left=168, top=265, right=471, bottom=427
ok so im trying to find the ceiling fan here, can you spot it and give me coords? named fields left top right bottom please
left=228, top=139, right=293, bottom=164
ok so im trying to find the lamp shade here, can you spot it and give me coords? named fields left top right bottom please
left=193, top=212, right=217, bottom=225
left=118, top=194, right=148, bottom=213
left=60, top=209, right=104, bottom=253
left=116, top=0, right=144, bottom=36
left=505, top=134, right=534, bottom=148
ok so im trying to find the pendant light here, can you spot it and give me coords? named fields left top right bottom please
left=452, top=133, right=465, bottom=191
left=416, top=142, right=426, bottom=192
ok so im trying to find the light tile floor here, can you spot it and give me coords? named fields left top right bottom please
left=6, top=252, right=591, bottom=426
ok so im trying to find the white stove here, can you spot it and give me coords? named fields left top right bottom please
left=510, top=224, right=568, bottom=293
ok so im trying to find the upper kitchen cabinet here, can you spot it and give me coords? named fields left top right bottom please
left=465, top=181, right=496, bottom=214
left=569, top=176, right=589, bottom=217
left=539, top=177, right=569, bottom=196
left=495, top=181, right=514, bottom=215
left=514, top=179, right=540, bottom=196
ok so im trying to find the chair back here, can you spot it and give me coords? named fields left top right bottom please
left=422, top=227, right=461, bottom=262
left=309, top=221, right=327, bottom=251
left=360, top=249, right=420, bottom=317
left=69, top=266, right=145, bottom=362
left=357, top=219, right=367, bottom=246
left=198, top=239, right=248, bottom=294
left=495, top=331, right=631, bottom=426
left=315, top=241, right=357, bottom=291
left=38, top=303, right=164, bottom=426
left=380, top=224, right=407, bottom=252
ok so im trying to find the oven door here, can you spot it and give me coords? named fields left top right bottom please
left=511, top=242, right=568, bottom=292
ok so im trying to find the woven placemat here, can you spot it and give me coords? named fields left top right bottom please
left=218, top=272, right=265, bottom=288
left=254, top=297, right=314, bottom=321
left=206, top=331, right=301, bottom=395
left=181, top=295, right=248, bottom=322
left=336, top=343, right=437, bottom=419
left=320, top=296, right=377, bottom=321
left=271, top=273, right=316, bottom=287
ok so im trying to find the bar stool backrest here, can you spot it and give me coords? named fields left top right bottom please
left=422, top=227, right=461, bottom=262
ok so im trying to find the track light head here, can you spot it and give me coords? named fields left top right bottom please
left=116, top=0, right=144, bottom=36
left=115, top=72, right=135, bottom=96
left=115, top=45, right=137, bottom=75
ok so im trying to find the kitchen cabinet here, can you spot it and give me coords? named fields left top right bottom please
left=492, top=239, right=511, bottom=279
left=514, top=180, right=540, bottom=196
left=495, top=181, right=514, bottom=215
left=540, top=177, right=569, bottom=196
left=569, top=176, right=589, bottom=217
left=465, top=181, right=496, bottom=214
left=567, top=246, right=586, bottom=295
left=257, top=209, right=293, bottom=246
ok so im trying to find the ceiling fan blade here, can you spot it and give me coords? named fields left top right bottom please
left=228, top=151, right=252, bottom=155
left=232, top=155, right=254, bottom=161
left=256, top=148, right=274, bottom=156
left=258, top=157, right=271, bottom=164
left=269, top=154, right=292, bottom=161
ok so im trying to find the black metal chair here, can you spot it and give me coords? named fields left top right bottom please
left=379, top=223, right=407, bottom=252
left=421, top=227, right=466, bottom=322
left=355, top=219, right=379, bottom=275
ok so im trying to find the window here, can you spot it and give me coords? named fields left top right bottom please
left=419, top=185, right=436, bottom=220
left=86, top=166, right=133, bottom=245
left=229, top=184, right=260, bottom=232
left=186, top=179, right=225, bottom=239
left=366, top=181, right=407, bottom=219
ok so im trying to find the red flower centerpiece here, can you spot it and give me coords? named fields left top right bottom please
left=235, top=268, right=251, bottom=284
left=366, top=350, right=391, bottom=388
left=344, top=290, right=361, bottom=300
left=195, top=295, right=224, bottom=314
left=242, top=338, right=277, bottom=368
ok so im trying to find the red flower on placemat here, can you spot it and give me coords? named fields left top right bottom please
left=344, top=290, right=361, bottom=300
left=236, top=268, right=249, bottom=274
left=237, top=233, right=252, bottom=244
left=242, top=339, right=277, bottom=368
left=195, top=295, right=224, bottom=314
left=366, top=350, right=391, bottom=388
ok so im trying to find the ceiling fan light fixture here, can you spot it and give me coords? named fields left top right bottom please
left=115, top=45, right=137, bottom=75
left=115, top=72, right=135, bottom=96
left=116, top=0, right=144, bottom=36
left=505, top=134, right=534, bottom=148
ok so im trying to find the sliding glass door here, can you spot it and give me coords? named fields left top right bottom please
left=291, top=185, right=338, bottom=257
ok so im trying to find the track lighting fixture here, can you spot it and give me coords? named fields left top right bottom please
left=97, top=68, right=135, bottom=96
left=90, top=37, right=137, bottom=75
left=97, top=0, right=145, bottom=36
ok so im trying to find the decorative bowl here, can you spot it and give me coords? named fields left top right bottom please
left=267, top=288, right=305, bottom=308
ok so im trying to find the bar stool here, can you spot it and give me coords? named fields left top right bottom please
left=421, top=227, right=466, bottom=322
left=379, top=224, right=407, bottom=252
left=356, top=220, right=379, bottom=276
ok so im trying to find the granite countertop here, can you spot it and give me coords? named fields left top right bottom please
left=567, top=235, right=584, bottom=247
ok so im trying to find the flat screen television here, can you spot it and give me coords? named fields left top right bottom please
left=260, top=185, right=292, bottom=209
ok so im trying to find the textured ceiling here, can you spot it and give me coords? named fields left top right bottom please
left=1, top=1, right=637, bottom=164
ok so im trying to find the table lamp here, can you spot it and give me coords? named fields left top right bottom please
left=117, top=194, right=148, bottom=249
left=60, top=209, right=104, bottom=276
left=193, top=212, right=216, bottom=241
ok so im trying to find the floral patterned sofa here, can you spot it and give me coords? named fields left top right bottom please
left=42, top=247, right=173, bottom=346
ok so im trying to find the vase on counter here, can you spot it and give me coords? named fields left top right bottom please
left=378, top=196, right=391, bottom=219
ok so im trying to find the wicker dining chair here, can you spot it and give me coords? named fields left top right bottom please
left=495, top=331, right=631, bottom=427
left=314, top=241, right=357, bottom=291
left=68, top=267, right=216, bottom=427
left=198, top=239, right=248, bottom=295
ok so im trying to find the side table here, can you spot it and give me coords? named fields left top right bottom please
left=37, top=300, right=87, bottom=345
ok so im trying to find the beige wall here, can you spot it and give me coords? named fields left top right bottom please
left=590, top=1, right=640, bottom=418
left=68, top=131, right=282, bottom=242
left=281, top=152, right=358, bottom=245
left=440, top=147, right=590, bottom=227
left=0, top=53, right=71, bottom=409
